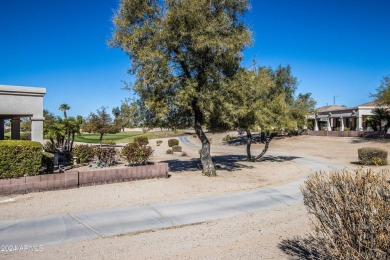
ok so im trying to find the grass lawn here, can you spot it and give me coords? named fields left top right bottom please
left=74, top=130, right=186, bottom=144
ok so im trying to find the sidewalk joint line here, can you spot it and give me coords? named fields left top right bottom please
left=148, top=205, right=176, bottom=226
left=68, top=213, right=106, bottom=238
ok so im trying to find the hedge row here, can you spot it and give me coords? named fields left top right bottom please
left=0, top=140, right=43, bottom=179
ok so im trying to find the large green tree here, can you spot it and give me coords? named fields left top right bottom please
left=82, top=107, right=120, bottom=143
left=111, top=0, right=251, bottom=176
left=373, top=75, right=390, bottom=105
left=225, top=66, right=316, bottom=161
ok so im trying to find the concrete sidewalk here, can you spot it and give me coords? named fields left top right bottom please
left=0, top=136, right=341, bottom=249
left=0, top=179, right=304, bottom=248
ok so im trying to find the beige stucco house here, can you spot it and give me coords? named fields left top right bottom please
left=0, top=85, right=46, bottom=143
left=308, top=101, right=387, bottom=132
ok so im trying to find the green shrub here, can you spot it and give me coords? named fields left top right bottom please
left=192, top=134, right=197, bottom=138
left=43, top=141, right=57, bottom=153
left=181, top=152, right=188, bottom=157
left=134, top=136, right=149, bottom=146
left=0, top=140, right=43, bottom=179
left=94, top=147, right=117, bottom=166
left=20, top=132, right=31, bottom=140
left=166, top=149, right=173, bottom=154
left=73, top=144, right=95, bottom=164
left=343, top=127, right=350, bottom=131
left=41, top=152, right=54, bottom=173
left=168, top=138, right=179, bottom=147
left=172, top=145, right=182, bottom=152
left=301, top=169, right=390, bottom=259
left=121, top=143, right=153, bottom=165
left=156, top=140, right=163, bottom=146
left=222, top=135, right=234, bottom=142
left=358, top=147, right=388, bottom=166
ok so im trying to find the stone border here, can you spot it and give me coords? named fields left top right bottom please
left=0, top=163, right=168, bottom=195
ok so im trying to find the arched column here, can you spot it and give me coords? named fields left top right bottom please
left=327, top=116, right=332, bottom=131
left=357, top=116, right=363, bottom=131
left=314, top=118, right=319, bottom=131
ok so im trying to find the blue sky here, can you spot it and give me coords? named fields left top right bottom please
left=1, top=0, right=389, bottom=117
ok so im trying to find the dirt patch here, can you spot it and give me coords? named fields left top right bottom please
left=1, top=133, right=389, bottom=259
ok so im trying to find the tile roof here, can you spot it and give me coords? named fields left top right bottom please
left=357, top=100, right=382, bottom=107
left=316, top=105, right=348, bottom=112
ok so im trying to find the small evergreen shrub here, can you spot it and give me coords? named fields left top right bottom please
left=121, top=142, right=153, bottom=165
left=41, top=152, right=54, bottom=173
left=358, top=147, right=388, bottom=166
left=192, top=134, right=197, bottom=138
left=73, top=144, right=95, bottom=163
left=222, top=135, right=234, bottom=142
left=156, top=140, right=163, bottom=146
left=181, top=151, right=188, bottom=157
left=172, top=145, right=182, bottom=152
left=0, top=140, right=43, bottom=179
left=134, top=136, right=149, bottom=146
left=301, top=169, right=390, bottom=259
left=94, top=147, right=117, bottom=166
left=166, top=149, right=173, bottom=154
left=168, top=138, right=179, bottom=147
left=343, top=127, right=350, bottom=131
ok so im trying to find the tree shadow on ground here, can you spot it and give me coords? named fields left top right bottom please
left=161, top=154, right=301, bottom=172
left=257, top=155, right=301, bottom=162
left=161, top=154, right=253, bottom=172
left=225, top=134, right=288, bottom=146
left=278, top=236, right=324, bottom=260
left=160, top=158, right=201, bottom=172
left=350, top=161, right=362, bottom=165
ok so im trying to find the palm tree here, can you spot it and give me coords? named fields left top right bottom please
left=63, top=117, right=80, bottom=153
left=370, top=107, right=390, bottom=134
left=58, top=103, right=71, bottom=119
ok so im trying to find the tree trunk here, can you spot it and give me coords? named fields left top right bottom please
left=99, top=133, right=104, bottom=147
left=254, top=133, right=277, bottom=160
left=246, top=129, right=254, bottom=161
left=192, top=98, right=216, bottom=176
left=66, top=130, right=71, bottom=152
left=70, top=132, right=75, bottom=153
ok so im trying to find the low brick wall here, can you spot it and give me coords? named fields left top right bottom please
left=306, top=130, right=363, bottom=137
left=0, top=163, right=168, bottom=195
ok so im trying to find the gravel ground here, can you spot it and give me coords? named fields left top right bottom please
left=1, top=133, right=389, bottom=259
